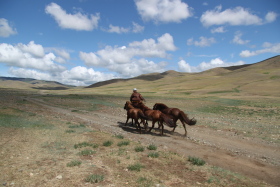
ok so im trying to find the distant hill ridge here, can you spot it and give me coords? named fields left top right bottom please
left=87, top=55, right=280, bottom=88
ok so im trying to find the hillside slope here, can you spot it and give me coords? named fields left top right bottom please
left=86, top=55, right=280, bottom=97
left=0, top=77, right=72, bottom=90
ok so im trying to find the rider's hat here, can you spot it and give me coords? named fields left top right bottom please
left=133, top=88, right=137, bottom=91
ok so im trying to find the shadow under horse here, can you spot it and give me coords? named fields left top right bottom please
left=153, top=103, right=197, bottom=136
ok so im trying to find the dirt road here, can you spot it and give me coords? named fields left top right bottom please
left=28, top=97, right=280, bottom=186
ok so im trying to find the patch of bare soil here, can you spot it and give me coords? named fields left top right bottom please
left=26, top=97, right=280, bottom=186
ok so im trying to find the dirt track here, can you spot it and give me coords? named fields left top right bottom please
left=28, top=97, right=280, bottom=186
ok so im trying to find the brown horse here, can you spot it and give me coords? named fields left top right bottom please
left=153, top=103, right=196, bottom=136
left=138, top=102, right=175, bottom=136
left=123, top=101, right=149, bottom=134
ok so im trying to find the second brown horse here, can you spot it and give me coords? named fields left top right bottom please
left=153, top=103, right=196, bottom=136
left=137, top=102, right=175, bottom=135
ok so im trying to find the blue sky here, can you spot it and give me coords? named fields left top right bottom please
left=0, top=0, right=279, bottom=86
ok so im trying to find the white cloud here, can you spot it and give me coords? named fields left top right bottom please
left=211, top=26, right=226, bottom=33
left=9, top=66, right=116, bottom=86
left=0, top=18, right=17, bottom=37
left=0, top=42, right=66, bottom=72
left=187, top=36, right=216, bottom=47
left=240, top=42, right=280, bottom=57
left=104, top=22, right=144, bottom=34
left=80, top=33, right=176, bottom=78
left=178, top=58, right=245, bottom=72
left=106, top=24, right=130, bottom=34
left=9, top=68, right=52, bottom=81
left=200, top=6, right=274, bottom=27
left=265, top=11, right=277, bottom=23
left=45, top=2, right=100, bottom=31
left=135, top=0, right=192, bottom=23
left=59, top=66, right=116, bottom=86
left=81, top=33, right=176, bottom=66
left=132, top=22, right=145, bottom=33
left=17, top=41, right=45, bottom=57
left=232, top=31, right=250, bottom=45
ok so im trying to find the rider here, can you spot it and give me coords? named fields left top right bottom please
left=130, top=88, right=145, bottom=107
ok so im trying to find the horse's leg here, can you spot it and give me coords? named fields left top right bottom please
left=172, top=119, right=179, bottom=132
left=180, top=119, right=187, bottom=136
left=131, top=118, right=134, bottom=126
left=125, top=116, right=130, bottom=126
left=149, top=121, right=156, bottom=132
left=157, top=121, right=161, bottom=129
left=160, top=121, right=164, bottom=136
left=135, top=119, right=142, bottom=134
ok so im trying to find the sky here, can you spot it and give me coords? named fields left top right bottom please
left=0, top=0, right=279, bottom=86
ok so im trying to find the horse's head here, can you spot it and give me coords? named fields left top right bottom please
left=153, top=103, right=167, bottom=110
left=189, top=117, right=197, bottom=126
left=153, top=103, right=159, bottom=110
left=124, top=101, right=131, bottom=110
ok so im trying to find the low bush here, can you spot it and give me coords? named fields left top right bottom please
left=188, top=156, right=206, bottom=166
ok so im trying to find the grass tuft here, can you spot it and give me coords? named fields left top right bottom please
left=74, top=142, right=99, bottom=149
left=117, top=140, right=130, bottom=147
left=135, top=146, right=145, bottom=152
left=127, top=163, right=144, bottom=172
left=85, top=174, right=104, bottom=183
left=66, top=160, right=81, bottom=167
left=103, top=140, right=113, bottom=147
left=79, top=149, right=96, bottom=156
left=148, top=152, right=159, bottom=158
left=147, top=144, right=157, bottom=150
left=188, top=156, right=206, bottom=166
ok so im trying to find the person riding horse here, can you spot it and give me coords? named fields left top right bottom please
left=130, top=88, right=145, bottom=107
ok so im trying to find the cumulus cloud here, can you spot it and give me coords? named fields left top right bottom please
left=135, top=0, right=192, bottom=23
left=0, top=18, right=17, bottom=37
left=240, top=42, right=280, bottom=57
left=187, top=36, right=216, bottom=47
left=104, top=22, right=144, bottom=34
left=178, top=58, right=245, bottom=72
left=45, top=2, right=100, bottom=31
left=80, top=33, right=176, bottom=66
left=9, top=66, right=116, bottom=86
left=200, top=5, right=276, bottom=27
left=232, top=31, right=250, bottom=45
left=265, top=11, right=277, bottom=23
left=211, top=26, right=226, bottom=33
left=0, top=42, right=66, bottom=72
left=80, top=33, right=176, bottom=78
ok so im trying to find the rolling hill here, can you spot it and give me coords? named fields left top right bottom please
left=0, top=77, right=72, bottom=90
left=86, top=55, right=280, bottom=97
left=0, top=55, right=279, bottom=97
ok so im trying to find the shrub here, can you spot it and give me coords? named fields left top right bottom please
left=147, top=144, right=157, bottom=150
left=188, top=156, right=206, bottom=166
left=74, top=142, right=98, bottom=149
left=148, top=152, right=159, bottom=158
left=127, top=163, right=144, bottom=172
left=103, top=140, right=113, bottom=147
left=79, top=149, right=96, bottom=156
left=65, top=129, right=75, bottom=133
left=135, top=146, right=145, bottom=152
left=85, top=174, right=104, bottom=183
left=67, top=160, right=81, bottom=167
left=117, top=140, right=130, bottom=147
left=114, top=134, right=124, bottom=139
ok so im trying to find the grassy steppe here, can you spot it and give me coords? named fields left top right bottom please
left=1, top=89, right=278, bottom=186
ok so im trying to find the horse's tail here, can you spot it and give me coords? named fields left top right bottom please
left=179, top=111, right=197, bottom=126
left=160, top=113, right=175, bottom=127
left=138, top=110, right=149, bottom=120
